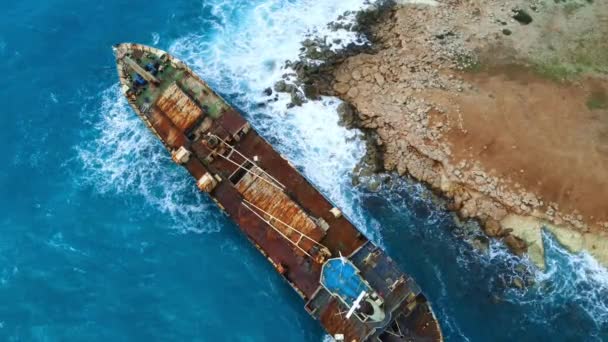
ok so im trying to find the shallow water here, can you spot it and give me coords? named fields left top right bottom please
left=1, top=0, right=607, bottom=341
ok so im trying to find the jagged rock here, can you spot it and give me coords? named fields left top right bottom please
left=364, top=176, right=382, bottom=192
left=347, top=86, right=360, bottom=98
left=374, top=73, right=385, bottom=86
left=471, top=235, right=490, bottom=252
left=274, top=80, right=289, bottom=93
left=302, top=38, right=315, bottom=48
left=484, top=218, right=504, bottom=237
left=290, top=90, right=305, bottom=107
left=306, top=48, right=323, bottom=60
left=511, top=277, right=524, bottom=289
left=337, top=102, right=356, bottom=127
left=435, top=31, right=455, bottom=40
left=503, top=234, right=528, bottom=256
left=352, top=133, right=383, bottom=185
left=512, top=9, right=533, bottom=25
left=333, top=82, right=350, bottom=94
left=336, top=71, right=352, bottom=83
left=303, top=84, right=320, bottom=100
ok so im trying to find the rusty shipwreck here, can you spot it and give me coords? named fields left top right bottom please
left=113, top=43, right=443, bottom=342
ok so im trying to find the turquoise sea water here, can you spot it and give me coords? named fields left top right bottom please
left=1, top=0, right=607, bottom=341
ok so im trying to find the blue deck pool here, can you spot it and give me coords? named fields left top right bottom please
left=320, top=258, right=372, bottom=306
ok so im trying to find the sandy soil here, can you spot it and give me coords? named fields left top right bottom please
left=285, top=0, right=608, bottom=267
left=443, top=67, right=608, bottom=225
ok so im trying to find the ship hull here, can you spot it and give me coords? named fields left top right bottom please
left=113, top=43, right=442, bottom=341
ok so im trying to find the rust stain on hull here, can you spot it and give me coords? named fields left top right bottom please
left=113, top=43, right=443, bottom=342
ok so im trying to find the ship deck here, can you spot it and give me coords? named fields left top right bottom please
left=113, top=43, right=442, bottom=341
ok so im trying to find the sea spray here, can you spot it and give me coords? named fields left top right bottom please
left=505, top=231, right=608, bottom=333
left=78, top=87, right=222, bottom=234
left=170, top=0, right=376, bottom=237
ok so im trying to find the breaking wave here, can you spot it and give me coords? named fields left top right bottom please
left=507, top=232, right=608, bottom=333
left=79, top=0, right=373, bottom=237
left=77, top=86, right=222, bottom=233
left=170, top=0, right=375, bottom=237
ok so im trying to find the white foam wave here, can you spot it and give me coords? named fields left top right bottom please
left=151, top=32, right=160, bottom=45
left=322, top=334, right=334, bottom=342
left=506, top=231, right=608, bottom=330
left=170, top=0, right=372, bottom=233
left=48, top=232, right=88, bottom=256
left=78, top=0, right=375, bottom=236
left=262, top=97, right=369, bottom=226
left=174, top=0, right=369, bottom=90
left=77, top=86, right=222, bottom=234
left=49, top=92, right=58, bottom=104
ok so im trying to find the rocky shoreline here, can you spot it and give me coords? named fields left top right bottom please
left=269, top=0, right=608, bottom=269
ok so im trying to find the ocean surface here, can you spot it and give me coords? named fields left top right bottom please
left=1, top=0, right=607, bottom=341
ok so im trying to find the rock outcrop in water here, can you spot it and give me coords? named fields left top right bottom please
left=273, top=0, right=608, bottom=269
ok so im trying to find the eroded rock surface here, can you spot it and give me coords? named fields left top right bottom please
left=277, top=0, right=608, bottom=268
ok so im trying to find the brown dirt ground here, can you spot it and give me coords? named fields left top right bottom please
left=433, top=66, right=608, bottom=228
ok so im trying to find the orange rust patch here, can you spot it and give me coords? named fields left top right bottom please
left=156, top=82, right=203, bottom=132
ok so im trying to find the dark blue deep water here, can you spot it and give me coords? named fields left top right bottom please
left=1, top=1, right=607, bottom=341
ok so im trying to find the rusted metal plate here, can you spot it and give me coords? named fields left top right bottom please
left=216, top=108, right=248, bottom=137
left=209, top=123, right=231, bottom=142
left=184, top=157, right=208, bottom=180
left=212, top=181, right=322, bottom=297
left=190, top=139, right=214, bottom=159
left=156, top=82, right=203, bottom=132
left=235, top=167, right=325, bottom=253
left=235, top=169, right=324, bottom=239
left=319, top=298, right=370, bottom=341
left=146, top=106, right=187, bottom=149
left=190, top=139, right=243, bottom=179
left=377, top=296, right=443, bottom=341
left=233, top=132, right=366, bottom=256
